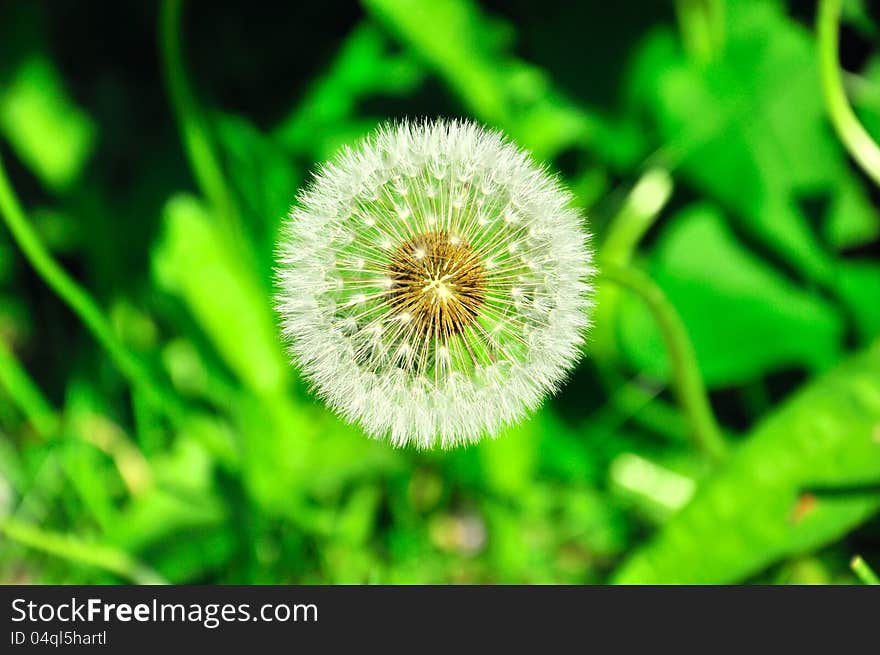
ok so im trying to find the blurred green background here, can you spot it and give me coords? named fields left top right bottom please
left=1, top=0, right=879, bottom=584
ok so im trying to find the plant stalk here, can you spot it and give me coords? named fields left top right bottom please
left=601, top=264, right=729, bottom=462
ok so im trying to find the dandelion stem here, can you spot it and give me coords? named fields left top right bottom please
left=159, top=0, right=244, bottom=239
left=591, top=169, right=687, bottom=443
left=0, top=338, right=59, bottom=437
left=601, top=264, right=729, bottom=462
left=0, top=151, right=183, bottom=422
left=818, top=0, right=880, bottom=188
left=0, top=516, right=166, bottom=584
left=601, top=168, right=674, bottom=267
left=851, top=555, right=880, bottom=585
left=593, top=167, right=674, bottom=359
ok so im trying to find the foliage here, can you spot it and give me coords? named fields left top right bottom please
left=0, top=0, right=878, bottom=584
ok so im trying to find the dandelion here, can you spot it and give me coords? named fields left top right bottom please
left=276, top=119, right=593, bottom=448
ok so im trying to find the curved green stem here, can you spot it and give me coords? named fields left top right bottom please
left=593, top=167, right=674, bottom=357
left=159, top=0, right=242, bottom=237
left=818, top=0, right=880, bottom=187
left=0, top=151, right=183, bottom=422
left=591, top=169, right=685, bottom=443
left=601, top=168, right=674, bottom=267
left=601, top=264, right=729, bottom=462
left=0, top=516, right=166, bottom=584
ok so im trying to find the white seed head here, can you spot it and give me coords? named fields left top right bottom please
left=276, top=119, right=594, bottom=448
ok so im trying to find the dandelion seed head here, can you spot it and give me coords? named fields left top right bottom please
left=276, top=119, right=594, bottom=448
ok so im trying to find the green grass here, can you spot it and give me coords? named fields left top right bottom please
left=0, top=0, right=878, bottom=584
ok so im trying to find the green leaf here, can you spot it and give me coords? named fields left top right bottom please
left=273, top=22, right=425, bottom=160
left=619, top=203, right=844, bottom=386
left=0, top=55, right=96, bottom=191
left=628, top=2, right=879, bottom=280
left=214, top=113, right=301, bottom=280
left=477, top=410, right=544, bottom=495
left=363, top=0, right=520, bottom=128
left=335, top=484, right=382, bottom=545
left=843, top=0, right=878, bottom=36
left=613, top=342, right=880, bottom=584
left=362, top=0, right=641, bottom=164
left=152, top=194, right=289, bottom=396
left=835, top=260, right=880, bottom=343
left=102, top=434, right=233, bottom=583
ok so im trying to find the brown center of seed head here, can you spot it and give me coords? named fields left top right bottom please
left=386, top=231, right=487, bottom=338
